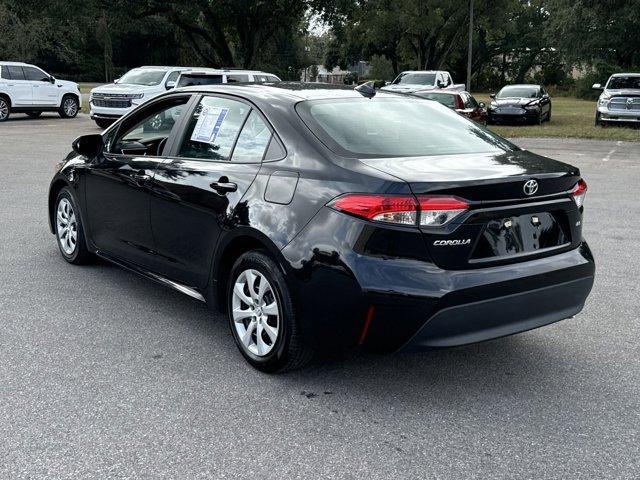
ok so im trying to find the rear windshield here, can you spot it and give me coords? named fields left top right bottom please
left=497, top=86, right=539, bottom=98
left=119, top=69, right=167, bottom=86
left=296, top=97, right=514, bottom=158
left=177, top=74, right=223, bottom=87
left=414, top=92, right=457, bottom=108
left=607, top=76, right=640, bottom=89
left=392, top=73, right=436, bottom=86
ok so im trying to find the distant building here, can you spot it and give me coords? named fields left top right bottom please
left=301, top=65, right=352, bottom=84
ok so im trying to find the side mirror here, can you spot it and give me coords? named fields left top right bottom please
left=165, top=81, right=176, bottom=90
left=478, top=102, right=486, bottom=108
left=489, top=93, right=496, bottom=99
left=592, top=83, right=603, bottom=90
left=437, top=81, right=445, bottom=88
left=49, top=75, right=56, bottom=83
left=72, top=134, right=104, bottom=159
left=385, top=81, right=391, bottom=86
left=114, top=78, right=120, bottom=84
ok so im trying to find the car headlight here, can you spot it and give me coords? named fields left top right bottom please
left=598, top=97, right=609, bottom=107
left=489, top=103, right=497, bottom=111
left=524, top=103, right=539, bottom=110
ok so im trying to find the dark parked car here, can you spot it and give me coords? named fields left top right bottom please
left=488, top=84, right=551, bottom=124
left=413, top=90, right=487, bottom=124
left=49, top=83, right=594, bottom=372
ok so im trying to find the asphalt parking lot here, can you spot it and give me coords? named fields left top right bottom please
left=1, top=112, right=638, bottom=479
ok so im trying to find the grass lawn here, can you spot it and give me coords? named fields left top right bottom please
left=474, top=94, right=640, bottom=142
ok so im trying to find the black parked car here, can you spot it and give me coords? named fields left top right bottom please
left=488, top=84, right=552, bottom=124
left=49, top=83, right=594, bottom=372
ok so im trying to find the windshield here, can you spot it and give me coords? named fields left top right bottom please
left=177, top=74, right=223, bottom=87
left=413, top=92, right=457, bottom=108
left=296, top=97, right=514, bottom=157
left=118, top=69, right=167, bottom=86
left=497, top=86, right=539, bottom=99
left=607, top=76, right=640, bottom=89
left=392, top=73, right=437, bottom=86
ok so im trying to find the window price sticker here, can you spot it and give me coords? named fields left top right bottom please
left=190, top=106, right=229, bottom=144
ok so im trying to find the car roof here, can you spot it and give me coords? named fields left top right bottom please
left=611, top=73, right=640, bottom=77
left=501, top=84, right=541, bottom=88
left=176, top=82, right=402, bottom=102
left=136, top=66, right=189, bottom=71
left=0, top=61, right=31, bottom=66
left=398, top=70, right=442, bottom=74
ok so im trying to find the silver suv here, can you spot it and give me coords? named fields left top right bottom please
left=593, top=73, right=640, bottom=126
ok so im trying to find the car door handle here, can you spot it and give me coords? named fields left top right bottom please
left=210, top=179, right=237, bottom=193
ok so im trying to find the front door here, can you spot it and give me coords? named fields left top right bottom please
left=23, top=66, right=58, bottom=106
left=84, top=95, right=191, bottom=268
left=149, top=95, right=272, bottom=288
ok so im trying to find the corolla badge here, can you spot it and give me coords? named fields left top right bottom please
left=433, top=239, right=471, bottom=246
left=523, top=179, right=539, bottom=196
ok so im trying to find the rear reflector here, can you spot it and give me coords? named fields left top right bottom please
left=328, top=194, right=468, bottom=227
left=571, top=179, right=588, bottom=208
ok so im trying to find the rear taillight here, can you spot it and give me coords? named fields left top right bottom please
left=417, top=196, right=469, bottom=226
left=328, top=194, right=468, bottom=227
left=571, top=179, right=588, bottom=208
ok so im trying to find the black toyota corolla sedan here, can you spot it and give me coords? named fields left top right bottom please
left=488, top=84, right=552, bottom=124
left=49, top=83, right=594, bottom=372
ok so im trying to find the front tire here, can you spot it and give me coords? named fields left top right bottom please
left=0, top=97, right=10, bottom=122
left=227, top=251, right=312, bottom=373
left=54, top=188, right=91, bottom=264
left=595, top=112, right=602, bottom=126
left=58, top=95, right=79, bottom=118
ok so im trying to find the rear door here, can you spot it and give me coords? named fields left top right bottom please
left=3, top=66, right=32, bottom=105
left=23, top=66, right=57, bottom=106
left=149, top=94, right=271, bottom=288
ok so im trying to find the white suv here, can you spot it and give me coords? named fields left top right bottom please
left=0, top=62, right=81, bottom=122
left=175, top=69, right=281, bottom=87
left=89, top=66, right=189, bottom=128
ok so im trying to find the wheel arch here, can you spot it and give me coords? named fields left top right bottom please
left=210, top=228, right=289, bottom=312
left=0, top=92, right=11, bottom=106
left=60, top=91, right=80, bottom=104
left=48, top=178, right=70, bottom=233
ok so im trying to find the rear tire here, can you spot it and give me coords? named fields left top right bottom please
left=95, top=118, right=114, bottom=129
left=26, top=111, right=42, bottom=118
left=0, top=97, right=10, bottom=122
left=58, top=95, right=79, bottom=118
left=227, top=251, right=312, bottom=373
left=54, top=188, right=92, bottom=265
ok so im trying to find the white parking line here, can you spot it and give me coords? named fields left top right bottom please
left=602, top=141, right=623, bottom=161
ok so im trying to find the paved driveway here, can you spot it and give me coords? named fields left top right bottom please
left=1, top=113, right=638, bottom=479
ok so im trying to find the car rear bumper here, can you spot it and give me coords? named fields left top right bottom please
left=401, top=275, right=592, bottom=350
left=282, top=208, right=595, bottom=353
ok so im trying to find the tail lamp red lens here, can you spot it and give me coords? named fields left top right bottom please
left=571, top=179, right=588, bottom=208
left=328, top=194, right=469, bottom=227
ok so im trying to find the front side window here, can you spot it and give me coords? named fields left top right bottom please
left=112, top=97, right=189, bottom=155
left=297, top=96, right=514, bottom=158
left=23, top=66, right=49, bottom=81
left=178, top=96, right=251, bottom=161
left=118, top=69, right=167, bottom=86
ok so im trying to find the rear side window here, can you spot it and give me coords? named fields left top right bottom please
left=226, top=74, right=250, bottom=83
left=0, top=67, right=9, bottom=79
left=266, top=75, right=280, bottom=82
left=165, top=71, right=181, bottom=86
left=415, top=92, right=456, bottom=108
left=5, top=66, right=25, bottom=80
left=178, top=96, right=251, bottom=161
left=23, top=66, right=49, bottom=81
left=232, top=110, right=272, bottom=162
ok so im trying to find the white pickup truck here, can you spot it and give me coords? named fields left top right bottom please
left=380, top=70, right=465, bottom=94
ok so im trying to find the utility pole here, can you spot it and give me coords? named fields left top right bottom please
left=466, top=0, right=474, bottom=92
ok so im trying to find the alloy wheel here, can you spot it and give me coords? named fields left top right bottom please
left=231, top=269, right=280, bottom=357
left=0, top=100, right=8, bottom=120
left=64, top=98, right=78, bottom=117
left=56, top=198, right=78, bottom=255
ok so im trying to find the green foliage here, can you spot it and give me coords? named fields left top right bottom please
left=368, top=55, right=394, bottom=82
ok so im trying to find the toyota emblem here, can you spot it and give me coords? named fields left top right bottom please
left=523, top=179, right=538, bottom=196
